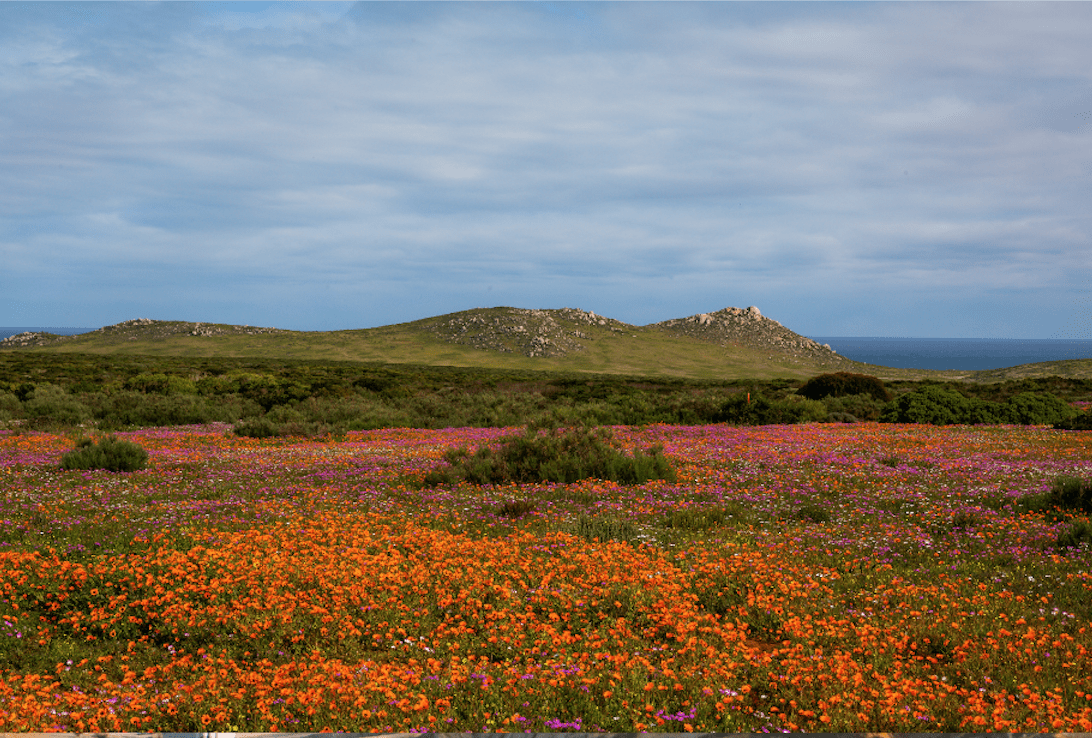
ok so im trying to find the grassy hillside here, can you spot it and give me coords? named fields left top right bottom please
left=0, top=313, right=850, bottom=381
left=4, top=309, right=1091, bottom=382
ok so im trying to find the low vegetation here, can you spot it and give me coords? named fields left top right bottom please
left=421, top=423, right=676, bottom=487
left=1, top=353, right=1090, bottom=436
left=58, top=435, right=148, bottom=472
left=880, top=384, right=1079, bottom=426
left=796, top=371, right=892, bottom=402
left=2, top=423, right=1091, bottom=732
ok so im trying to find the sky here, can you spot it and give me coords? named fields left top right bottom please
left=2, top=2, right=1091, bottom=339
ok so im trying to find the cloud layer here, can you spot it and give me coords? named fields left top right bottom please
left=2, top=2, right=1090, bottom=337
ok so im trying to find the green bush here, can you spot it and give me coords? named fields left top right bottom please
left=880, top=385, right=1000, bottom=425
left=24, top=384, right=92, bottom=427
left=123, top=373, right=197, bottom=395
left=91, top=391, right=248, bottom=429
left=1054, top=409, right=1092, bottom=430
left=421, top=424, right=676, bottom=487
left=998, top=392, right=1078, bottom=426
left=798, top=372, right=891, bottom=402
left=60, top=435, right=149, bottom=472
left=233, top=407, right=335, bottom=439
left=820, top=393, right=887, bottom=422
left=1056, top=521, right=1092, bottom=550
left=881, top=386, right=1078, bottom=426
left=232, top=416, right=281, bottom=439
left=0, top=391, right=22, bottom=422
left=1017, top=476, right=1092, bottom=519
left=715, top=393, right=828, bottom=425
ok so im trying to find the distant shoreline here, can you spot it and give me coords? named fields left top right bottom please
left=809, top=336, right=1092, bottom=371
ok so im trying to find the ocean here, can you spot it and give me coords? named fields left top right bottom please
left=2, top=328, right=1091, bottom=372
left=809, top=337, right=1092, bottom=371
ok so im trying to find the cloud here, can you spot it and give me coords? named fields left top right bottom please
left=1, top=1, right=1089, bottom=337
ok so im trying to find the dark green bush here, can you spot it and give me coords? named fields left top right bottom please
left=798, top=372, right=891, bottom=402
left=998, top=392, right=1078, bottom=426
left=1017, top=476, right=1092, bottom=520
left=0, top=391, right=22, bottom=422
left=1054, top=409, right=1092, bottom=430
left=232, top=416, right=281, bottom=439
left=24, top=384, right=92, bottom=427
left=820, top=393, right=887, bottom=422
left=1056, top=521, right=1092, bottom=550
left=880, top=385, right=1000, bottom=425
left=421, top=424, right=676, bottom=487
left=715, top=393, right=828, bottom=425
left=123, top=373, right=197, bottom=395
left=60, top=435, right=148, bottom=472
left=881, top=386, right=1078, bottom=426
left=233, top=407, right=335, bottom=439
left=90, top=391, right=248, bottom=429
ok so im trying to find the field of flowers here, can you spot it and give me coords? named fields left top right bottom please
left=1, top=420, right=1091, bottom=733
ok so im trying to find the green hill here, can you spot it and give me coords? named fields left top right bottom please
left=4, top=307, right=1091, bottom=382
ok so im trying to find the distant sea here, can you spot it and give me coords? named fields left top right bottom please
left=809, top=337, right=1092, bottom=371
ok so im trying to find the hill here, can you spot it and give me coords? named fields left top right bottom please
left=3, top=307, right=1090, bottom=382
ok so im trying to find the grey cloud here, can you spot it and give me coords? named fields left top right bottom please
left=1, top=2, right=1089, bottom=336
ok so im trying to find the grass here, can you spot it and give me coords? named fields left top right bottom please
left=12, top=312, right=1092, bottom=381
left=1, top=421, right=1092, bottom=733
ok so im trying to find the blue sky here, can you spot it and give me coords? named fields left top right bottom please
left=2, top=2, right=1090, bottom=338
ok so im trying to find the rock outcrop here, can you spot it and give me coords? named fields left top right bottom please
left=0, top=319, right=289, bottom=348
left=653, top=306, right=849, bottom=365
left=422, top=307, right=635, bottom=358
left=0, top=331, right=63, bottom=348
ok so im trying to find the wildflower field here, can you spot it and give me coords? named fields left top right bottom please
left=1, top=421, right=1091, bottom=733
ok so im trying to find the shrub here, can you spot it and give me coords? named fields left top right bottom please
left=496, top=500, right=537, bottom=519
left=798, top=372, right=891, bottom=402
left=660, top=506, right=739, bottom=532
left=1056, top=521, right=1092, bottom=550
left=882, top=386, right=1076, bottom=427
left=879, top=385, right=1000, bottom=425
left=123, top=373, right=197, bottom=395
left=92, top=391, right=241, bottom=428
left=716, top=393, right=828, bottom=426
left=570, top=512, right=641, bottom=545
left=232, top=416, right=282, bottom=439
left=60, top=435, right=148, bottom=472
left=24, top=384, right=92, bottom=427
left=0, top=391, right=22, bottom=422
left=1016, top=476, right=1092, bottom=519
left=233, top=409, right=335, bottom=439
left=820, top=392, right=887, bottom=422
left=421, top=424, right=676, bottom=487
left=1055, top=409, right=1092, bottom=430
left=793, top=502, right=832, bottom=524
left=998, top=392, right=1078, bottom=426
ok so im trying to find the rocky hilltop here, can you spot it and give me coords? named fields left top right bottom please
left=419, top=307, right=636, bottom=358
left=416, top=305, right=851, bottom=365
left=1, top=307, right=852, bottom=368
left=653, top=306, right=846, bottom=365
left=0, top=319, right=289, bottom=348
